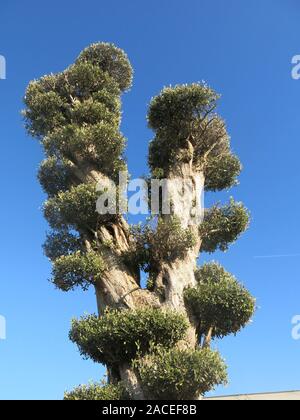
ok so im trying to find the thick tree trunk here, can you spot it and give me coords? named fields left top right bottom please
left=119, top=364, right=146, bottom=400
left=81, top=154, right=205, bottom=400
left=115, top=162, right=205, bottom=399
left=94, top=221, right=160, bottom=313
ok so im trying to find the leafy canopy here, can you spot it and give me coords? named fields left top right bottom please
left=44, top=183, right=104, bottom=231
left=69, top=308, right=189, bottom=365
left=76, top=42, right=133, bottom=92
left=52, top=251, right=105, bottom=292
left=23, top=43, right=132, bottom=180
left=38, top=157, right=74, bottom=197
left=200, top=198, right=250, bottom=253
left=134, top=346, right=227, bottom=400
left=184, top=263, right=255, bottom=338
left=64, top=382, right=129, bottom=401
left=125, top=217, right=196, bottom=275
left=43, top=229, right=82, bottom=261
left=148, top=84, right=241, bottom=192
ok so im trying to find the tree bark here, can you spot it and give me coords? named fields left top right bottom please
left=118, top=160, right=205, bottom=398
left=77, top=150, right=205, bottom=399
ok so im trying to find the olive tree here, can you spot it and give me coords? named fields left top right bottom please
left=24, top=43, right=255, bottom=400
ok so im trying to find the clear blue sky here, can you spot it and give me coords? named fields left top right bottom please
left=0, top=0, right=300, bottom=400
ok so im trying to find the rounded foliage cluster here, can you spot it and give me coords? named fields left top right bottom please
left=148, top=84, right=220, bottom=176
left=126, top=217, right=196, bottom=275
left=200, top=199, right=250, bottom=253
left=204, top=154, right=241, bottom=192
left=43, top=229, right=82, bottom=261
left=23, top=43, right=130, bottom=181
left=38, top=157, right=74, bottom=197
left=69, top=308, right=188, bottom=366
left=147, top=84, right=240, bottom=192
left=184, top=263, right=255, bottom=338
left=64, top=382, right=129, bottom=401
left=43, top=123, right=126, bottom=179
left=43, top=183, right=111, bottom=231
left=24, top=61, right=120, bottom=138
left=134, top=346, right=227, bottom=400
left=148, top=83, right=218, bottom=132
left=52, top=251, right=104, bottom=291
left=76, top=43, right=133, bottom=92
